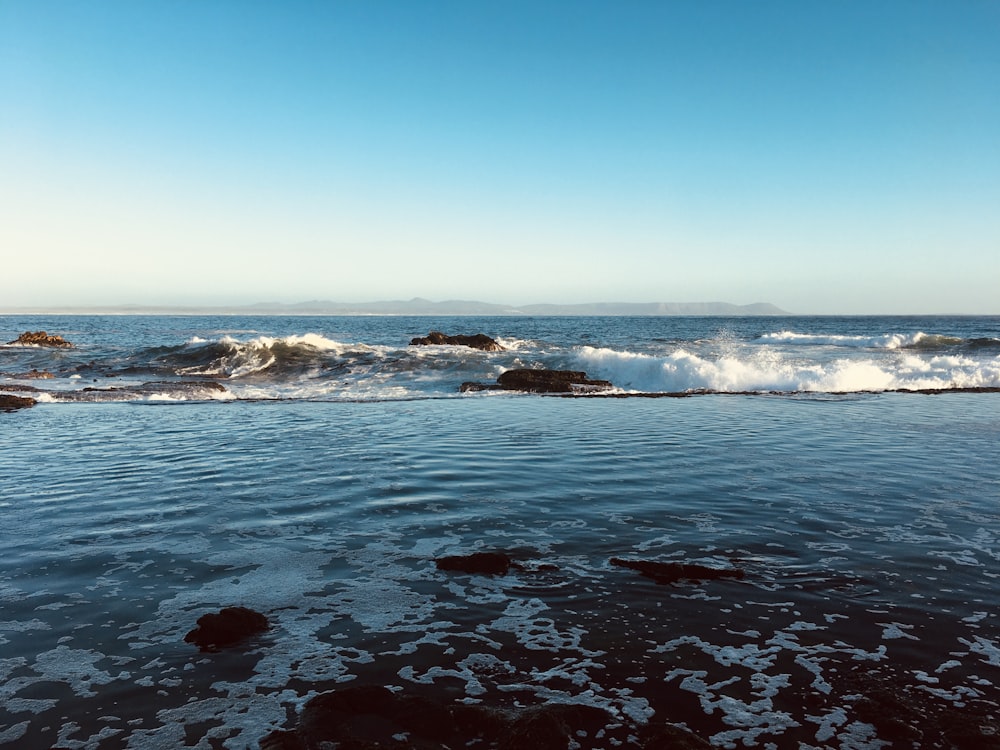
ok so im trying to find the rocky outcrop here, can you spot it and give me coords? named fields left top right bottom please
left=610, top=557, right=745, bottom=584
left=462, top=368, right=613, bottom=393
left=409, top=331, right=505, bottom=351
left=7, top=331, right=73, bottom=347
left=0, top=394, right=37, bottom=411
left=184, top=606, right=269, bottom=651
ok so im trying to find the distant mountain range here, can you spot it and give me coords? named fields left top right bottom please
left=4, top=298, right=790, bottom=315
left=5, top=298, right=789, bottom=316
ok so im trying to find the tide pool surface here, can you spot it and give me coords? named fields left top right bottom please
left=1, top=316, right=999, bottom=748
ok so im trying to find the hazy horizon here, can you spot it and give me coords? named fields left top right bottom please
left=3, top=2, right=998, bottom=315
left=3, top=296, right=999, bottom=318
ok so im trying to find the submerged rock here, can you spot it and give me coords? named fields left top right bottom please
left=7, top=331, right=73, bottom=347
left=461, top=368, right=614, bottom=394
left=13, top=369, right=54, bottom=379
left=0, top=394, right=37, bottom=411
left=436, top=551, right=512, bottom=576
left=260, top=683, right=661, bottom=750
left=610, top=557, right=745, bottom=584
left=409, top=330, right=505, bottom=351
left=184, top=606, right=269, bottom=651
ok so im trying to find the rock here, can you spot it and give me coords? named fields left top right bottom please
left=263, top=684, right=621, bottom=750
left=183, top=606, right=269, bottom=651
left=502, top=704, right=612, bottom=750
left=436, top=551, right=512, bottom=576
left=7, top=331, right=73, bottom=347
left=496, top=368, right=613, bottom=393
left=638, top=721, right=715, bottom=749
left=610, top=557, right=745, bottom=584
left=409, top=331, right=505, bottom=351
left=0, top=394, right=37, bottom=411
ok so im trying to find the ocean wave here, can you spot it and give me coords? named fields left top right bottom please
left=159, top=333, right=374, bottom=379
left=34, top=381, right=235, bottom=403
left=757, top=331, right=971, bottom=350
left=576, top=346, right=1000, bottom=394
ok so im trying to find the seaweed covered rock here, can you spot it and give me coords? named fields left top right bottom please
left=0, top=394, right=37, bottom=411
left=184, top=606, right=269, bottom=651
left=8, top=331, right=73, bottom=347
left=610, top=557, right=745, bottom=584
left=409, top=331, right=505, bottom=351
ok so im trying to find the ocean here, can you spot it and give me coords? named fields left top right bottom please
left=1, top=314, right=999, bottom=749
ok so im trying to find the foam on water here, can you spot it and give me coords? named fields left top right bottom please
left=576, top=346, right=1000, bottom=393
left=757, top=330, right=970, bottom=350
left=4, top=316, right=999, bottom=402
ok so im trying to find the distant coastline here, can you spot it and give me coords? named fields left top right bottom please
left=1, top=298, right=789, bottom=316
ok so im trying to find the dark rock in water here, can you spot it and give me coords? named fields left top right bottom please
left=461, top=368, right=614, bottom=393
left=610, top=557, right=745, bottom=584
left=0, top=394, right=37, bottom=411
left=436, top=551, right=512, bottom=576
left=264, top=684, right=628, bottom=750
left=409, top=330, right=505, bottom=351
left=498, top=368, right=612, bottom=393
left=504, top=704, right=613, bottom=749
left=8, top=331, right=73, bottom=347
left=843, top=662, right=1000, bottom=749
left=183, top=606, right=269, bottom=651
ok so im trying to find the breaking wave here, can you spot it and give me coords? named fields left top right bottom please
left=576, top=346, right=1000, bottom=394
left=758, top=330, right=997, bottom=351
left=158, top=334, right=376, bottom=379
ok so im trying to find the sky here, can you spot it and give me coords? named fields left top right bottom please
left=2, top=1, right=998, bottom=314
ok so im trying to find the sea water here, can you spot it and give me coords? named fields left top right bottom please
left=1, top=315, right=999, bottom=748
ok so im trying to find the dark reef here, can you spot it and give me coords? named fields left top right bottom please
left=184, top=606, right=269, bottom=652
left=409, top=331, right=505, bottom=351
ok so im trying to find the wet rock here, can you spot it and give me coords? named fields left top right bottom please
left=7, top=331, right=73, bottom=347
left=264, top=684, right=621, bottom=750
left=0, top=394, right=37, bottom=411
left=502, top=704, right=612, bottom=750
left=436, top=551, right=512, bottom=576
left=462, top=368, right=614, bottom=393
left=844, top=664, right=1000, bottom=749
left=183, top=606, right=269, bottom=651
left=409, top=331, right=505, bottom=351
left=638, top=720, right=714, bottom=749
left=498, top=369, right=613, bottom=393
left=610, top=557, right=745, bottom=584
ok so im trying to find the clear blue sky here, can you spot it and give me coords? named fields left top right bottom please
left=2, top=1, right=998, bottom=313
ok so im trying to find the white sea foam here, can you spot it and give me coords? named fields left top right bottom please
left=758, top=331, right=957, bottom=349
left=576, top=346, right=1000, bottom=393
